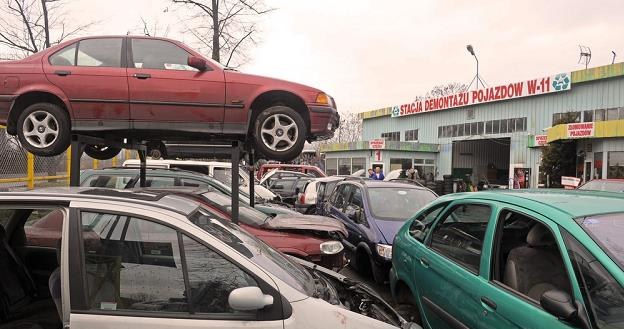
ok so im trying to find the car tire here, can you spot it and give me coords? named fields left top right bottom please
left=84, top=144, right=122, bottom=160
left=16, top=103, right=71, bottom=157
left=371, top=259, right=388, bottom=284
left=254, top=106, right=306, bottom=162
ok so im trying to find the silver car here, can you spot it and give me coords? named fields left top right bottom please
left=0, top=188, right=418, bottom=329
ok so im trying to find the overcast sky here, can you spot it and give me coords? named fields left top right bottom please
left=62, top=0, right=624, bottom=112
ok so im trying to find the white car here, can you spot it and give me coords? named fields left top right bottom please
left=295, top=176, right=347, bottom=214
left=0, top=189, right=418, bottom=329
left=122, top=159, right=277, bottom=200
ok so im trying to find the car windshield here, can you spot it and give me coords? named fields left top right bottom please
left=189, top=207, right=315, bottom=296
left=579, top=180, right=624, bottom=192
left=200, top=191, right=270, bottom=227
left=577, top=213, right=624, bottom=269
left=367, top=187, right=437, bottom=221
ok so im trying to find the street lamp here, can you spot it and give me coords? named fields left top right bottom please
left=466, top=44, right=486, bottom=91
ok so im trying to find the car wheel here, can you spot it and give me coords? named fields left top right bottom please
left=84, top=144, right=121, bottom=160
left=16, top=103, right=70, bottom=157
left=146, top=141, right=166, bottom=159
left=254, top=106, right=306, bottom=162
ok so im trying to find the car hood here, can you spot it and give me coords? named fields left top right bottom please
left=374, top=219, right=405, bottom=245
left=263, top=214, right=348, bottom=237
left=224, top=70, right=322, bottom=94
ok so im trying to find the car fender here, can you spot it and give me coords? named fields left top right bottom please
left=11, top=83, right=73, bottom=116
left=245, top=87, right=311, bottom=128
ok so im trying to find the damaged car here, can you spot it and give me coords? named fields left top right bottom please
left=0, top=189, right=418, bottom=329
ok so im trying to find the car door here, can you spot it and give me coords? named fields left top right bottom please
left=416, top=201, right=495, bottom=329
left=66, top=204, right=284, bottom=329
left=44, top=37, right=130, bottom=128
left=478, top=205, right=582, bottom=329
left=326, top=184, right=359, bottom=251
left=127, top=38, right=225, bottom=133
left=342, top=187, right=371, bottom=254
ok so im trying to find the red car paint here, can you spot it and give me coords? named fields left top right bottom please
left=0, top=35, right=338, bottom=142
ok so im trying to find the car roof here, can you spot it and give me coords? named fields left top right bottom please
left=84, top=167, right=213, bottom=178
left=261, top=164, right=318, bottom=169
left=123, top=159, right=232, bottom=167
left=438, top=189, right=624, bottom=218
left=0, top=187, right=202, bottom=217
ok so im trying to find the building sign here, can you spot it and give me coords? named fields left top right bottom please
left=567, top=122, right=595, bottom=139
left=369, top=138, right=385, bottom=149
left=391, top=72, right=571, bottom=118
left=374, top=150, right=383, bottom=161
left=561, top=176, right=581, bottom=188
left=534, top=134, right=548, bottom=147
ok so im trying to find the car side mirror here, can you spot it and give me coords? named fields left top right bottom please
left=228, top=287, right=273, bottom=311
left=188, top=55, right=208, bottom=71
left=540, top=289, right=590, bottom=329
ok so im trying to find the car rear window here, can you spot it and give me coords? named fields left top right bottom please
left=367, top=187, right=437, bottom=221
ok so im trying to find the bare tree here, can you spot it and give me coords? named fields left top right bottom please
left=415, top=82, right=468, bottom=101
left=133, top=16, right=170, bottom=37
left=0, top=0, right=94, bottom=57
left=171, top=0, right=273, bottom=67
left=313, top=112, right=362, bottom=150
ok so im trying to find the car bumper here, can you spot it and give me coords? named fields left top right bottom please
left=308, top=105, right=339, bottom=141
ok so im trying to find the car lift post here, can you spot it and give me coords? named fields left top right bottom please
left=248, top=149, right=255, bottom=208
left=69, top=135, right=147, bottom=188
left=231, top=140, right=239, bottom=225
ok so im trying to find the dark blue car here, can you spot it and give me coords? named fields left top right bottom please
left=323, top=179, right=437, bottom=283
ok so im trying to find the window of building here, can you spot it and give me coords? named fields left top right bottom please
left=553, top=111, right=581, bottom=125
left=470, top=122, right=477, bottom=136
left=608, top=152, right=624, bottom=179
left=390, top=158, right=412, bottom=171
left=583, top=110, right=594, bottom=123
left=500, top=119, right=508, bottom=134
left=595, top=109, right=606, bottom=122
left=517, top=117, right=526, bottom=132
left=430, top=204, right=492, bottom=274
left=477, top=122, right=484, bottom=135
left=607, top=108, right=621, bottom=121
left=352, top=158, right=366, bottom=173
left=405, top=129, right=419, bottom=141
left=338, top=158, right=351, bottom=175
left=381, top=131, right=400, bottom=141
left=452, top=125, right=458, bottom=137
left=325, top=158, right=338, bottom=176
left=485, top=121, right=493, bottom=134
left=620, top=107, right=624, bottom=120
left=457, top=124, right=465, bottom=137
left=438, top=126, right=443, bottom=138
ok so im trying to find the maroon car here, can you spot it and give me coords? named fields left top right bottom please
left=0, top=36, right=339, bottom=161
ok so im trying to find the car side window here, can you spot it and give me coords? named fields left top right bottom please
left=491, top=210, right=572, bottom=302
left=334, top=184, right=353, bottom=212
left=562, top=230, right=624, bottom=328
left=49, top=43, right=77, bottom=66
left=80, top=212, right=258, bottom=316
left=329, top=185, right=343, bottom=206
left=131, top=39, right=198, bottom=71
left=179, top=178, right=210, bottom=188
left=409, top=202, right=448, bottom=242
left=81, top=212, right=188, bottom=313
left=146, top=176, right=175, bottom=188
left=182, top=235, right=258, bottom=313
left=430, top=203, right=492, bottom=274
left=76, top=38, right=123, bottom=67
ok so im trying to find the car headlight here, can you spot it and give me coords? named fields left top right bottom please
left=320, top=241, right=344, bottom=255
left=315, top=92, right=330, bottom=105
left=375, top=244, right=393, bottom=260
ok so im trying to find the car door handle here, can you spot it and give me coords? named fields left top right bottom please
left=132, top=73, right=151, bottom=79
left=480, top=296, right=497, bottom=311
left=54, top=70, right=71, bottom=76
left=419, top=257, right=430, bottom=268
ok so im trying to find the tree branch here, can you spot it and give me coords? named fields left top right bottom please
left=226, top=27, right=252, bottom=66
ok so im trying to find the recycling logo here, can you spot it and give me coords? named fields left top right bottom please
left=552, top=73, right=570, bottom=91
left=392, top=106, right=400, bottom=117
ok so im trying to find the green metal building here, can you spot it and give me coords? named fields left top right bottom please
left=321, top=62, right=624, bottom=188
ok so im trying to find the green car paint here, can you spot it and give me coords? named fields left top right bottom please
left=391, top=189, right=624, bottom=329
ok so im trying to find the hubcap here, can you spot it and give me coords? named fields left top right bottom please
left=260, top=114, right=298, bottom=152
left=22, top=111, right=59, bottom=149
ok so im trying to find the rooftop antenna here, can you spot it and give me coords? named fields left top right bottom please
left=612, top=51, right=617, bottom=65
left=578, top=45, right=591, bottom=69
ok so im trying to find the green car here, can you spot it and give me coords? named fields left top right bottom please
left=390, top=190, right=624, bottom=329
left=80, top=167, right=299, bottom=217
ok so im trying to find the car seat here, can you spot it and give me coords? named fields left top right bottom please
left=48, top=241, right=61, bottom=320
left=503, top=224, right=570, bottom=300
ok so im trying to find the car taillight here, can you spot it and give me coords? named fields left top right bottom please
left=299, top=193, right=305, bottom=204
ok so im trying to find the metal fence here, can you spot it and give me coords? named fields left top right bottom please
left=0, top=127, right=138, bottom=190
